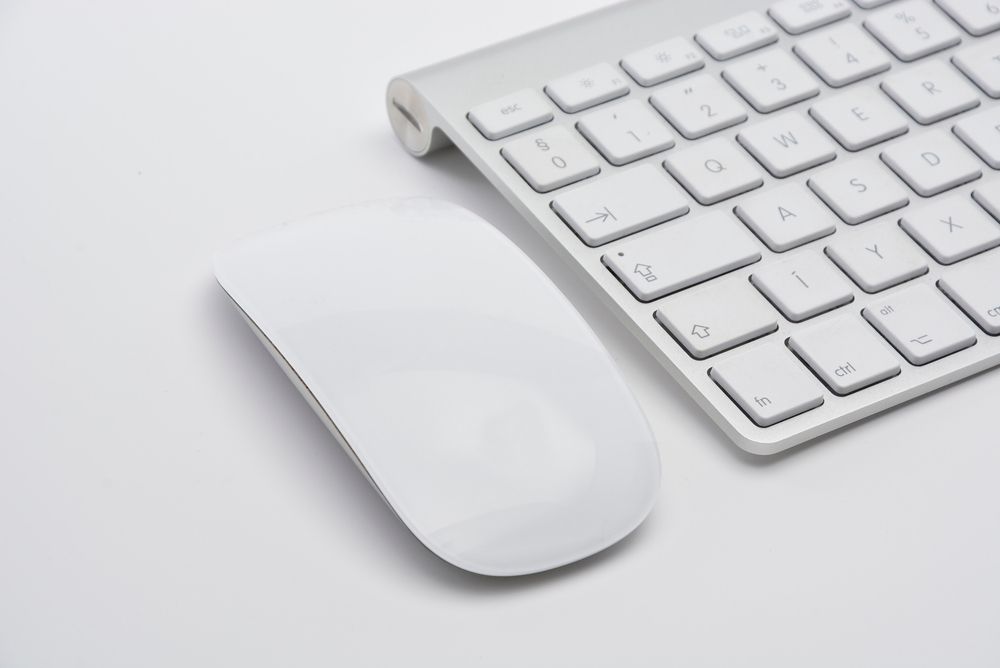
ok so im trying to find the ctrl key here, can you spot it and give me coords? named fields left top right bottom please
left=710, top=344, right=825, bottom=427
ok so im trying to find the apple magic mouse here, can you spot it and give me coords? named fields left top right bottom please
left=214, top=198, right=659, bottom=576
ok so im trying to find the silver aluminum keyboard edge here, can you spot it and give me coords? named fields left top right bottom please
left=386, top=0, right=1000, bottom=454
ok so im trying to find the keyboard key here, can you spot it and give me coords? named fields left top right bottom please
left=710, top=344, right=825, bottom=427
left=853, top=0, right=894, bottom=8
left=810, top=87, right=909, bottom=150
left=695, top=11, right=780, bottom=60
left=501, top=126, right=601, bottom=193
left=769, top=0, right=852, bottom=34
left=794, top=23, right=892, bottom=87
left=621, top=37, right=705, bottom=86
left=602, top=211, right=761, bottom=301
left=737, top=112, right=838, bottom=177
left=545, top=63, right=629, bottom=113
left=954, top=106, right=1000, bottom=167
left=935, top=0, right=1000, bottom=36
left=973, top=180, right=1000, bottom=217
left=577, top=99, right=676, bottom=166
left=881, top=129, right=982, bottom=196
left=467, top=89, right=553, bottom=140
left=751, top=251, right=855, bottom=320
left=654, top=277, right=778, bottom=358
left=865, top=0, right=963, bottom=62
left=826, top=227, right=929, bottom=291
left=552, top=165, right=690, bottom=246
left=938, top=251, right=1000, bottom=333
left=880, top=61, right=981, bottom=124
left=953, top=36, right=1000, bottom=97
left=650, top=74, right=748, bottom=139
left=789, top=315, right=901, bottom=394
left=900, top=194, right=1000, bottom=262
left=863, top=283, right=977, bottom=364
left=664, top=137, right=765, bottom=204
left=735, top=183, right=838, bottom=251
left=808, top=159, right=910, bottom=223
left=722, top=49, right=821, bottom=113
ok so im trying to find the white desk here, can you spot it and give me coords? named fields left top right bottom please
left=2, top=1, right=999, bottom=665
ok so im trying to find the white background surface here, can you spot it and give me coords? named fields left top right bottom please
left=2, top=0, right=999, bottom=665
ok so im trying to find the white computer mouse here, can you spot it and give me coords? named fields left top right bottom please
left=214, top=199, right=660, bottom=576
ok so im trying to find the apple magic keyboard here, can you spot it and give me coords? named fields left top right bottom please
left=387, top=0, right=1000, bottom=454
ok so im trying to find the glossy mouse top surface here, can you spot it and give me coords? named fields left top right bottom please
left=215, top=198, right=659, bottom=576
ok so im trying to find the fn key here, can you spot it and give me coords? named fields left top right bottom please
left=710, top=344, right=824, bottom=427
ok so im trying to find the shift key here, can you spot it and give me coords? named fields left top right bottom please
left=655, top=277, right=778, bottom=359
left=602, top=211, right=761, bottom=302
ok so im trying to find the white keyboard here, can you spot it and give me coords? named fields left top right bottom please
left=387, top=0, right=1000, bottom=454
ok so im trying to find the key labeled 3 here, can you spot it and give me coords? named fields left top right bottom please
left=722, top=49, right=820, bottom=113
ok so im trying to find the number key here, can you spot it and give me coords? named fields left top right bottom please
left=722, top=49, right=821, bottom=113
left=864, top=0, right=962, bottom=62
left=935, top=0, right=1000, bottom=36
left=577, top=99, right=676, bottom=165
left=501, top=127, right=601, bottom=193
left=794, top=23, right=891, bottom=87
left=650, top=74, right=748, bottom=139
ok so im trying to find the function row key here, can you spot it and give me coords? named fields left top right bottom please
left=468, top=89, right=553, bottom=141
left=769, top=0, right=851, bottom=35
left=695, top=11, right=780, bottom=61
left=621, top=37, right=705, bottom=87
left=545, top=63, right=629, bottom=113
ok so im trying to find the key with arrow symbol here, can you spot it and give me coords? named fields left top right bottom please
left=585, top=207, right=617, bottom=224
